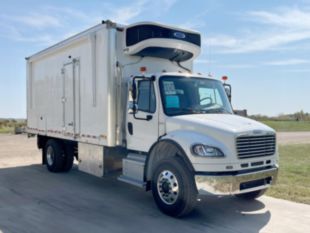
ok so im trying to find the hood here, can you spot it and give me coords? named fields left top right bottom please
left=166, top=114, right=275, bottom=136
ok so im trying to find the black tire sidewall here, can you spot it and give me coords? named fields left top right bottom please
left=44, top=140, right=65, bottom=172
left=151, top=157, right=197, bottom=217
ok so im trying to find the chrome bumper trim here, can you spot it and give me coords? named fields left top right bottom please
left=195, top=166, right=278, bottom=195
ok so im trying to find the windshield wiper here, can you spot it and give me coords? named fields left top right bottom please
left=171, top=108, right=208, bottom=115
left=171, top=107, right=196, bottom=114
left=204, top=107, right=231, bottom=114
left=171, top=107, right=230, bottom=115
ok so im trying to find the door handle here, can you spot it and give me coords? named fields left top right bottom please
left=68, top=122, right=74, bottom=126
left=128, top=122, right=133, bottom=135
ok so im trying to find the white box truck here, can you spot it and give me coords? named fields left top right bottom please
left=26, top=20, right=278, bottom=217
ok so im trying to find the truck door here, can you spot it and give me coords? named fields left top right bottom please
left=62, top=59, right=80, bottom=136
left=126, top=79, right=159, bottom=152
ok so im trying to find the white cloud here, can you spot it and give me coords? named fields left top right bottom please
left=107, top=0, right=177, bottom=24
left=264, top=59, right=310, bottom=66
left=110, top=0, right=147, bottom=24
left=160, top=0, right=178, bottom=10
left=0, top=7, right=92, bottom=45
left=194, top=58, right=310, bottom=71
left=204, top=30, right=310, bottom=54
left=43, top=6, right=91, bottom=22
left=204, top=7, right=310, bottom=54
left=203, top=35, right=238, bottom=48
left=248, top=8, right=310, bottom=30
left=0, top=13, right=62, bottom=29
left=216, top=64, right=255, bottom=69
left=195, top=59, right=213, bottom=64
left=180, top=20, right=205, bottom=30
left=0, top=23, right=56, bottom=45
left=0, top=0, right=177, bottom=45
left=284, top=68, right=310, bottom=72
left=179, top=10, right=207, bottom=30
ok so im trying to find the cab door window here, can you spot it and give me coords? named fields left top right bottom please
left=137, top=80, right=156, bottom=113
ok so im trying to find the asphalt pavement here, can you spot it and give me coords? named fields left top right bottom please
left=0, top=134, right=309, bottom=233
left=277, top=131, right=310, bottom=144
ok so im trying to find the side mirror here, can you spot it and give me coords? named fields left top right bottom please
left=234, top=109, right=247, bottom=117
left=223, top=84, right=232, bottom=102
left=129, top=76, right=154, bottom=121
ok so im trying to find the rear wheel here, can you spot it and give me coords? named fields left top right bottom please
left=44, top=139, right=65, bottom=173
left=235, top=189, right=267, bottom=200
left=151, top=157, right=197, bottom=217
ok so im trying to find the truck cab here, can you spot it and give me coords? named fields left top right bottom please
left=121, top=71, right=278, bottom=216
left=119, top=22, right=278, bottom=216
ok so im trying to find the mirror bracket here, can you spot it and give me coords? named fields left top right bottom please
left=223, top=83, right=232, bottom=102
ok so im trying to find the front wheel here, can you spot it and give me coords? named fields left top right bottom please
left=235, top=189, right=267, bottom=200
left=151, top=157, right=197, bottom=217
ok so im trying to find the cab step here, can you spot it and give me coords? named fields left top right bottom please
left=118, top=153, right=147, bottom=189
left=118, top=175, right=146, bottom=188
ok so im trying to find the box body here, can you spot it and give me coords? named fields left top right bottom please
left=27, top=24, right=118, bottom=146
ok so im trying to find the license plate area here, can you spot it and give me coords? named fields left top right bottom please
left=240, top=177, right=272, bottom=190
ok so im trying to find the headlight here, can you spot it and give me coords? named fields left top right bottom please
left=191, top=144, right=224, bottom=157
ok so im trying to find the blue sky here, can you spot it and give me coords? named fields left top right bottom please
left=0, top=0, right=309, bottom=118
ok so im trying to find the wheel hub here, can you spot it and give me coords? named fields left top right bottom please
left=157, top=170, right=179, bottom=205
left=162, top=181, right=170, bottom=193
left=46, top=146, right=54, bottom=166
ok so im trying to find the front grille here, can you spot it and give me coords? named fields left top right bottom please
left=236, top=134, right=276, bottom=159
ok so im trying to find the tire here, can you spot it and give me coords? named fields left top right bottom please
left=44, top=139, right=65, bottom=173
left=235, top=189, right=267, bottom=200
left=151, top=157, right=197, bottom=217
left=62, top=144, right=74, bottom=172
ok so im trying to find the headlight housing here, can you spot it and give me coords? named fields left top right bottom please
left=191, top=144, right=225, bottom=157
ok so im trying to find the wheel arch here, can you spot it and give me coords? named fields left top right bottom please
left=38, top=135, right=78, bottom=164
left=37, top=134, right=48, bottom=149
left=145, top=139, right=194, bottom=183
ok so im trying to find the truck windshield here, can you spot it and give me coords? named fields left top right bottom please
left=159, top=76, right=233, bottom=116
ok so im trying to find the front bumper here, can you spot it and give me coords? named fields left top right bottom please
left=195, top=166, right=278, bottom=195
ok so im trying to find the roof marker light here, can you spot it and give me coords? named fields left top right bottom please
left=140, top=66, right=147, bottom=73
left=222, top=75, right=228, bottom=82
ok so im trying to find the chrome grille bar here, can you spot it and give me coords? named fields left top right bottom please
left=236, top=134, right=276, bottom=159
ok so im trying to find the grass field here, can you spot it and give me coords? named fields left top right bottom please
left=0, top=119, right=26, bottom=134
left=0, top=127, right=15, bottom=134
left=266, top=144, right=310, bottom=204
left=261, top=120, right=310, bottom=132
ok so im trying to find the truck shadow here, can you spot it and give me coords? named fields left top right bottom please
left=0, top=164, right=270, bottom=233
left=183, top=195, right=270, bottom=232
